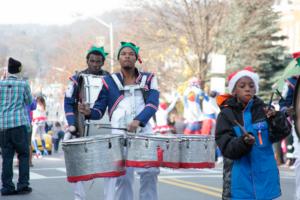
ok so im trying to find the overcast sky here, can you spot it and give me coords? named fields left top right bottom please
left=0, top=0, right=127, bottom=25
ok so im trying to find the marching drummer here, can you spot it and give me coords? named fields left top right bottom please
left=78, top=41, right=160, bottom=200
left=64, top=45, right=110, bottom=200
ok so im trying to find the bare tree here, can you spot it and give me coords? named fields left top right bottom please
left=122, top=0, right=227, bottom=92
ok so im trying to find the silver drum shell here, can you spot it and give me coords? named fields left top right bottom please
left=179, top=135, right=215, bottom=168
left=62, top=134, right=125, bottom=182
left=126, top=134, right=181, bottom=168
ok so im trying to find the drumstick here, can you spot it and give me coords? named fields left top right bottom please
left=267, top=92, right=274, bottom=110
left=233, top=120, right=248, bottom=135
left=275, top=89, right=284, bottom=100
left=97, top=126, right=128, bottom=131
left=97, top=126, right=139, bottom=136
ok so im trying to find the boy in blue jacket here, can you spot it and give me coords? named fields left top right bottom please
left=215, top=66, right=290, bottom=200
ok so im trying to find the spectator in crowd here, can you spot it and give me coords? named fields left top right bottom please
left=183, top=77, right=205, bottom=134
left=52, top=122, right=65, bottom=153
left=278, top=51, right=300, bottom=200
left=15, top=92, right=37, bottom=168
left=279, top=75, right=298, bottom=167
left=32, top=96, right=48, bottom=157
left=174, top=114, right=185, bottom=134
left=153, top=95, right=178, bottom=134
left=26, top=99, right=37, bottom=166
left=206, top=90, right=223, bottom=163
left=0, top=57, right=33, bottom=195
left=201, top=90, right=220, bottom=135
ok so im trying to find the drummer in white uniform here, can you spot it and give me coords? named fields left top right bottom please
left=78, top=41, right=160, bottom=200
left=64, top=45, right=110, bottom=200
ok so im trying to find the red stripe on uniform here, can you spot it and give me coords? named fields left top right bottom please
left=109, top=95, right=124, bottom=118
left=102, top=78, right=109, bottom=90
left=91, top=108, right=102, bottom=117
left=147, top=73, right=154, bottom=82
left=146, top=103, right=158, bottom=110
left=65, top=112, right=74, bottom=116
left=135, top=73, right=142, bottom=83
left=69, top=77, right=78, bottom=85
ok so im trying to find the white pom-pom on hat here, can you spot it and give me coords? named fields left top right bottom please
left=227, top=66, right=259, bottom=94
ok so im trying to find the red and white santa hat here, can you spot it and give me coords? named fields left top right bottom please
left=227, top=66, right=259, bottom=94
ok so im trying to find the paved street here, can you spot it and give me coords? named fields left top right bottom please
left=0, top=152, right=296, bottom=200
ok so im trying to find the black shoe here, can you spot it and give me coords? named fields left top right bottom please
left=1, top=189, right=17, bottom=196
left=17, top=186, right=32, bottom=195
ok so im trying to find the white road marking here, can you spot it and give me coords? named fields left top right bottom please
left=14, top=170, right=47, bottom=180
left=160, top=168, right=222, bottom=174
left=2, top=166, right=293, bottom=181
left=55, top=167, right=67, bottom=173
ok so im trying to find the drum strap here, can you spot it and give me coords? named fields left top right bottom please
left=286, top=79, right=296, bottom=90
left=111, top=73, right=157, bottom=123
left=73, top=72, right=82, bottom=103
left=111, top=73, right=148, bottom=91
left=111, top=74, right=124, bottom=90
left=140, top=75, right=147, bottom=89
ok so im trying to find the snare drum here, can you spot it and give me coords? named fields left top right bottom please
left=76, top=74, right=110, bottom=137
left=126, top=134, right=181, bottom=168
left=179, top=135, right=215, bottom=168
left=62, top=134, right=125, bottom=182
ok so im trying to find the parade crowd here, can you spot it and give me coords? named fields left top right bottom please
left=0, top=43, right=299, bottom=200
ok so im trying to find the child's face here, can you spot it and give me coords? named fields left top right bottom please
left=232, top=76, right=256, bottom=104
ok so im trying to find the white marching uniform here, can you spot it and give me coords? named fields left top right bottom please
left=103, top=80, right=159, bottom=200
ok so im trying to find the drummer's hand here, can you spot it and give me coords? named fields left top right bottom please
left=127, top=120, right=141, bottom=133
left=285, top=107, right=295, bottom=117
left=78, top=102, right=91, bottom=116
left=67, top=125, right=78, bottom=136
left=242, top=133, right=255, bottom=145
left=263, top=107, right=276, bottom=118
left=68, top=125, right=76, bottom=132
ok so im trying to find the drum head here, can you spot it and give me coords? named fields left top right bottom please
left=293, top=78, right=300, bottom=140
left=132, top=134, right=179, bottom=141
left=62, top=137, right=93, bottom=145
left=92, top=134, right=124, bottom=140
left=177, top=134, right=215, bottom=141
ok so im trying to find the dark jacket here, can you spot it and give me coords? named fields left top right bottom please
left=215, top=96, right=290, bottom=200
left=89, top=69, right=159, bottom=127
left=279, top=76, right=298, bottom=110
left=64, top=68, right=109, bottom=126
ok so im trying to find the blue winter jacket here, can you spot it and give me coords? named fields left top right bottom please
left=215, top=96, right=290, bottom=200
